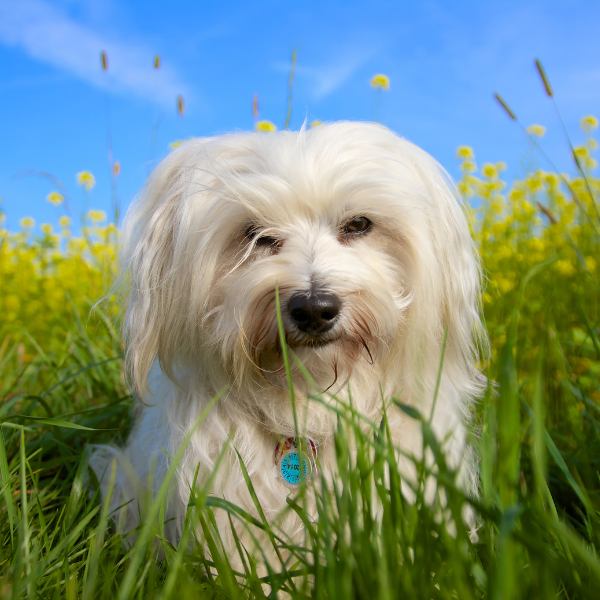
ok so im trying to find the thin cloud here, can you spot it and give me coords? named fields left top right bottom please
left=0, top=0, right=189, bottom=109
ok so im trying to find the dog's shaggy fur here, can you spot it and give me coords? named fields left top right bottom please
left=90, top=121, right=487, bottom=552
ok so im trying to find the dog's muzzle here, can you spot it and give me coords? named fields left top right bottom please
left=287, top=289, right=341, bottom=336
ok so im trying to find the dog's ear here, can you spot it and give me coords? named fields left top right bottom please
left=120, top=142, right=217, bottom=395
left=407, top=149, right=488, bottom=392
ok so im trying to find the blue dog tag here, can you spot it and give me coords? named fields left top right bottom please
left=280, top=451, right=308, bottom=485
left=274, top=437, right=318, bottom=487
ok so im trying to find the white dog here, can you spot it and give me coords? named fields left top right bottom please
left=90, top=121, right=486, bottom=556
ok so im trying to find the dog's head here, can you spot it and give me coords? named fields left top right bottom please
left=123, top=122, right=485, bottom=434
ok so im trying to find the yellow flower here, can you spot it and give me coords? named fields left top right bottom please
left=256, top=120, right=277, bottom=132
left=508, top=187, right=525, bottom=203
left=544, top=172, right=560, bottom=188
left=460, top=160, right=476, bottom=173
left=112, top=161, right=121, bottom=177
left=76, top=171, right=96, bottom=191
left=47, top=191, right=64, bottom=206
left=490, top=196, right=504, bottom=214
left=482, top=163, right=498, bottom=179
left=587, top=138, right=598, bottom=150
left=496, top=161, right=507, bottom=172
left=370, top=74, right=390, bottom=90
left=310, top=120, right=322, bottom=128
left=59, top=215, right=71, bottom=228
left=456, top=145, right=474, bottom=159
left=20, top=216, right=35, bottom=229
left=581, top=115, right=598, bottom=132
left=41, top=223, right=53, bottom=235
left=526, top=173, right=543, bottom=194
left=526, top=124, right=546, bottom=137
left=58, top=215, right=71, bottom=227
left=87, top=210, right=106, bottom=223
left=169, top=140, right=184, bottom=150
left=497, top=277, right=514, bottom=293
left=5, top=295, right=19, bottom=312
left=555, top=259, right=575, bottom=277
left=529, top=238, right=545, bottom=253
left=585, top=256, right=597, bottom=272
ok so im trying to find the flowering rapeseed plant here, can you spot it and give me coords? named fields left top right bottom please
left=256, top=120, right=277, bottom=132
left=76, top=170, right=96, bottom=191
left=47, top=191, right=64, bottom=206
left=370, top=73, right=390, bottom=90
left=527, top=123, right=546, bottom=137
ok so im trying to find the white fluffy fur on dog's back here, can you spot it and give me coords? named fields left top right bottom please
left=90, top=121, right=487, bottom=551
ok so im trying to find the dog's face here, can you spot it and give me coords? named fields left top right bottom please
left=123, top=122, right=483, bottom=435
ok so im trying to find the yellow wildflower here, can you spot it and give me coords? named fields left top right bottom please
left=20, top=216, right=35, bottom=229
left=527, top=124, right=546, bottom=137
left=460, top=160, right=476, bottom=173
left=256, top=120, right=277, bottom=133
left=457, top=181, right=469, bottom=196
left=555, top=259, right=575, bottom=277
left=496, top=161, right=507, bottom=172
left=87, top=210, right=106, bottom=223
left=497, top=277, right=514, bottom=293
left=585, top=256, right=597, bottom=272
left=508, top=187, right=525, bottom=203
left=573, top=146, right=589, bottom=160
left=490, top=196, right=504, bottom=215
left=112, top=161, right=121, bottom=177
left=169, top=140, right=184, bottom=150
left=59, top=215, right=71, bottom=228
left=47, top=191, right=64, bottom=206
left=456, top=146, right=474, bottom=159
left=587, top=138, right=598, bottom=150
left=526, top=173, right=543, bottom=194
left=5, top=295, right=19, bottom=312
left=581, top=115, right=598, bottom=132
left=41, top=223, right=53, bottom=235
left=76, top=171, right=96, bottom=191
left=482, top=163, right=498, bottom=179
left=310, top=120, right=322, bottom=128
left=529, top=238, right=545, bottom=253
left=370, top=74, right=390, bottom=90
left=544, top=172, right=560, bottom=188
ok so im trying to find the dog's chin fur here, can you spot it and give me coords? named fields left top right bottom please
left=89, top=121, right=487, bottom=556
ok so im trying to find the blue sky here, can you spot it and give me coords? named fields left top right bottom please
left=1, top=0, right=599, bottom=230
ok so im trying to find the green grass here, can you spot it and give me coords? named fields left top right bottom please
left=0, top=254, right=599, bottom=599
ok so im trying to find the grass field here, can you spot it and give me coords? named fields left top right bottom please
left=1, top=89, right=599, bottom=597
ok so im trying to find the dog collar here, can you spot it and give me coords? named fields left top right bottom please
left=274, top=437, right=318, bottom=487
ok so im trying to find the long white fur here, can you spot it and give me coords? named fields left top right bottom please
left=90, top=121, right=487, bottom=554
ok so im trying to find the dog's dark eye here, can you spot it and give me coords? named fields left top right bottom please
left=340, top=216, right=372, bottom=239
left=244, top=225, right=282, bottom=252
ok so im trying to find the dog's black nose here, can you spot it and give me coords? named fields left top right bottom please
left=287, top=291, right=341, bottom=335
